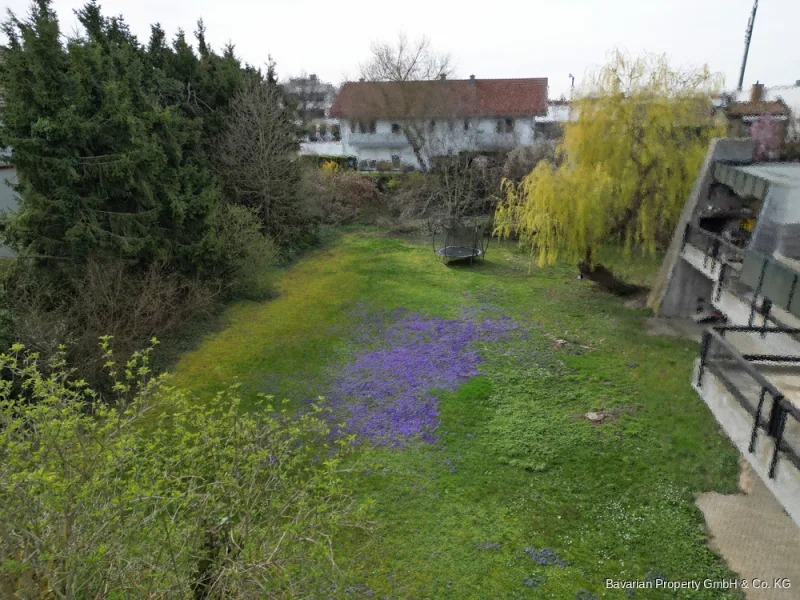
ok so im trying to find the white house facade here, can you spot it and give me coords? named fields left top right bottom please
left=330, top=76, right=552, bottom=170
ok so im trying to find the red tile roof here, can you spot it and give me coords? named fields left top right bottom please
left=726, top=99, right=790, bottom=117
left=330, top=78, right=548, bottom=119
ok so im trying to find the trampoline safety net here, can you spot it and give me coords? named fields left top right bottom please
left=434, top=225, right=486, bottom=264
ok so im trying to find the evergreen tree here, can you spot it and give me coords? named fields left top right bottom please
left=0, top=1, right=221, bottom=275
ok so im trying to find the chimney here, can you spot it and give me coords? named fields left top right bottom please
left=469, top=74, right=476, bottom=85
left=796, top=79, right=800, bottom=87
left=750, top=81, right=765, bottom=103
left=358, top=77, right=365, bottom=82
left=440, top=74, right=447, bottom=81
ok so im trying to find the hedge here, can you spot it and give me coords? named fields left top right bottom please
left=299, top=154, right=358, bottom=170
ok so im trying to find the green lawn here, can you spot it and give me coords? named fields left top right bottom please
left=170, top=231, right=743, bottom=599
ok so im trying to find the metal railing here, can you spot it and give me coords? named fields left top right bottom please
left=682, top=222, right=745, bottom=272
left=697, top=325, right=800, bottom=478
left=682, top=223, right=796, bottom=331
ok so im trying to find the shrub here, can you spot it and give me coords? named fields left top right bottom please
left=365, top=172, right=404, bottom=192
left=310, top=170, right=384, bottom=225
left=376, top=160, right=392, bottom=172
left=388, top=172, right=440, bottom=223
left=502, top=140, right=559, bottom=182
left=6, top=258, right=218, bottom=389
left=0, top=343, right=365, bottom=598
left=216, top=203, right=278, bottom=300
left=320, top=160, right=341, bottom=175
left=299, top=154, right=357, bottom=170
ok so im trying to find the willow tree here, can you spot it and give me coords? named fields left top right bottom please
left=495, top=49, right=725, bottom=278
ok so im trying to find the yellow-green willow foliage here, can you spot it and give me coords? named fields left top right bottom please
left=495, top=49, right=726, bottom=267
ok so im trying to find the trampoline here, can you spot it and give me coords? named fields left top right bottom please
left=433, top=224, right=488, bottom=265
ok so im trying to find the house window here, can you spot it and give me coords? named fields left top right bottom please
left=463, top=119, right=470, bottom=131
left=447, top=120, right=455, bottom=132
left=391, top=123, right=402, bottom=135
left=349, top=121, right=356, bottom=133
left=391, top=155, right=401, bottom=169
left=358, top=120, right=377, bottom=134
left=428, top=119, right=436, bottom=132
left=496, top=118, right=515, bottom=134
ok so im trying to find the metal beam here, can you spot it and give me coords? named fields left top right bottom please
left=737, top=0, right=759, bottom=92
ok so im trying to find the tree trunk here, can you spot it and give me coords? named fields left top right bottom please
left=577, top=247, right=645, bottom=297
left=403, top=129, right=428, bottom=172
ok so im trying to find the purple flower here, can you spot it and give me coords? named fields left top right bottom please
left=523, top=547, right=567, bottom=568
left=322, top=306, right=521, bottom=446
left=523, top=576, right=543, bottom=588
left=477, top=541, right=501, bottom=550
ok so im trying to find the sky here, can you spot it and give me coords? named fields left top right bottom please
left=2, top=0, right=797, bottom=99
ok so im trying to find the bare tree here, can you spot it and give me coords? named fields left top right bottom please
left=359, top=34, right=453, bottom=171
left=217, top=82, right=313, bottom=245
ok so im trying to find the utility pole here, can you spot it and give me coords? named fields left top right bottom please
left=737, top=0, right=759, bottom=92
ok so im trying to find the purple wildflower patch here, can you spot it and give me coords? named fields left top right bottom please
left=523, top=547, right=567, bottom=568
left=476, top=542, right=502, bottom=550
left=523, top=576, right=544, bottom=588
left=325, top=304, right=521, bottom=446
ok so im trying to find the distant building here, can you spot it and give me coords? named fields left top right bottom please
left=0, top=165, right=17, bottom=258
left=284, top=74, right=338, bottom=141
left=721, top=83, right=791, bottom=140
left=330, top=76, right=550, bottom=170
left=534, top=97, right=573, bottom=140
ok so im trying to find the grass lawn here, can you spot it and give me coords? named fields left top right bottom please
left=170, top=230, right=743, bottom=599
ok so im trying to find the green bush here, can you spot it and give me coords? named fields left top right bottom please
left=216, top=204, right=277, bottom=300
left=376, top=160, right=392, bottom=172
left=364, top=172, right=404, bottom=192
left=0, top=342, right=365, bottom=598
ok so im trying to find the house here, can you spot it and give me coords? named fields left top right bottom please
left=720, top=83, right=791, bottom=140
left=534, top=97, right=572, bottom=140
left=284, top=74, right=338, bottom=140
left=329, top=76, right=549, bottom=170
left=649, top=138, right=800, bottom=526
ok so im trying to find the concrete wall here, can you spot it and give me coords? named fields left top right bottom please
left=658, top=255, right=716, bottom=317
left=695, top=361, right=800, bottom=527
left=649, top=138, right=756, bottom=315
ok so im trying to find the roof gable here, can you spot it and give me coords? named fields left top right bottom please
left=330, top=78, right=548, bottom=119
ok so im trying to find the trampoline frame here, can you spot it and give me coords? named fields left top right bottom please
left=432, top=224, right=489, bottom=265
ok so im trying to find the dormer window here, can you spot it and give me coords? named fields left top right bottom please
left=391, top=123, right=402, bottom=135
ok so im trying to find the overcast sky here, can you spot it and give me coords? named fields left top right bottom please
left=3, top=0, right=797, bottom=98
